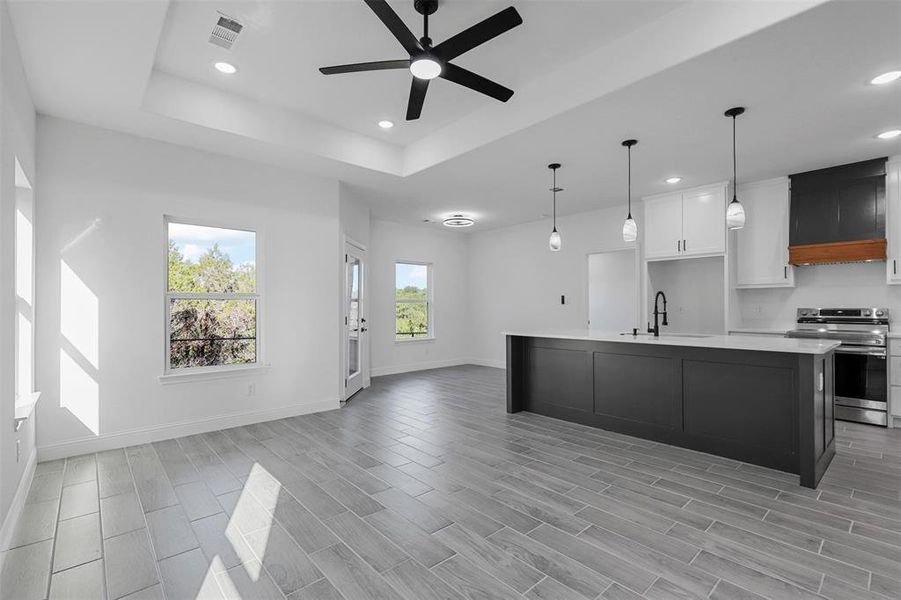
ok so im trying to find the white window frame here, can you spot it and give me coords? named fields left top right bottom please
left=162, top=216, right=264, bottom=378
left=394, top=260, right=434, bottom=343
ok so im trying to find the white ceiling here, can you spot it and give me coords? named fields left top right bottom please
left=8, top=0, right=901, bottom=231
left=154, top=0, right=681, bottom=145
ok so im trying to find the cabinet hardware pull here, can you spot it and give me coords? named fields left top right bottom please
left=683, top=239, right=687, bottom=252
left=894, top=259, right=897, bottom=275
left=784, top=266, right=787, bottom=279
left=677, top=240, right=681, bottom=252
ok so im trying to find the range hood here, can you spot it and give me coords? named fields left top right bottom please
left=788, top=158, right=887, bottom=265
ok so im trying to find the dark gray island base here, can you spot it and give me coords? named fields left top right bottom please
left=506, top=333, right=837, bottom=489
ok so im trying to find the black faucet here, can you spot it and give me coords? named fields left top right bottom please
left=649, top=291, right=668, bottom=337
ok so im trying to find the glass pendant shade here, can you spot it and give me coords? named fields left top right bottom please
left=549, top=229, right=562, bottom=251
left=726, top=198, right=746, bottom=230
left=622, top=216, right=637, bottom=242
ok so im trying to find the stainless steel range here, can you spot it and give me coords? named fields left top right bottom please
left=786, top=307, right=889, bottom=426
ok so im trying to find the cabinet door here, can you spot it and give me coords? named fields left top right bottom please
left=681, top=185, right=726, bottom=257
left=643, top=193, right=683, bottom=259
left=735, top=178, right=794, bottom=287
left=886, top=160, right=901, bottom=283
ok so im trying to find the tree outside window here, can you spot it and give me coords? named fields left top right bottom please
left=166, top=221, right=258, bottom=370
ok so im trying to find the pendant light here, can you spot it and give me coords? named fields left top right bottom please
left=724, top=106, right=746, bottom=230
left=621, top=139, right=638, bottom=242
left=548, top=163, right=563, bottom=251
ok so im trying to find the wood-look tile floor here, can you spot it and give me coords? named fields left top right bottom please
left=2, top=365, right=901, bottom=599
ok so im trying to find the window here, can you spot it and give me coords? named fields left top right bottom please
left=395, top=262, right=432, bottom=340
left=166, top=220, right=258, bottom=372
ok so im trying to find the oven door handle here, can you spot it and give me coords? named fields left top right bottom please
left=834, top=346, right=886, bottom=357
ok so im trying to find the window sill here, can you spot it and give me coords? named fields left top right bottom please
left=394, top=337, right=436, bottom=344
left=159, top=364, right=271, bottom=385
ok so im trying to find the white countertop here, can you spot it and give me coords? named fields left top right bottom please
left=504, top=330, right=840, bottom=354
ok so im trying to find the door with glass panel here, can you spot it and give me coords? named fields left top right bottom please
left=345, top=245, right=366, bottom=399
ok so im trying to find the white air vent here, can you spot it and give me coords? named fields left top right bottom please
left=209, top=15, right=243, bottom=50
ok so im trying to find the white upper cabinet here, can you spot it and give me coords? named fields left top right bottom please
left=643, top=183, right=727, bottom=260
left=735, top=177, right=794, bottom=288
left=886, top=158, right=901, bottom=284
left=643, top=192, right=683, bottom=259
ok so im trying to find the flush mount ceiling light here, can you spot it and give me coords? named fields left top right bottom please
left=378, top=120, right=394, bottom=129
left=877, top=129, right=901, bottom=139
left=725, top=106, right=747, bottom=231
left=443, top=214, right=474, bottom=227
left=548, top=163, right=562, bottom=252
left=621, top=140, right=638, bottom=243
left=665, top=177, right=682, bottom=184
left=319, top=0, right=522, bottom=120
left=214, top=61, right=237, bottom=74
left=871, top=71, right=901, bottom=85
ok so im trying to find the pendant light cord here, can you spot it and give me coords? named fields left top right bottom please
left=732, top=114, right=737, bottom=202
left=552, top=167, right=557, bottom=231
left=627, top=145, right=632, bottom=219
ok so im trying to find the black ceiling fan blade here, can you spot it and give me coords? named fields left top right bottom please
left=319, top=59, right=410, bottom=75
left=433, top=6, right=522, bottom=61
left=363, top=0, right=422, bottom=55
left=406, top=77, right=430, bottom=120
left=440, top=63, right=513, bottom=102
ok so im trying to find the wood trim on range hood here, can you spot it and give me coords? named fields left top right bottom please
left=788, top=238, right=886, bottom=265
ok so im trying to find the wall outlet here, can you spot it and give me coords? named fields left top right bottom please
left=247, top=383, right=256, bottom=397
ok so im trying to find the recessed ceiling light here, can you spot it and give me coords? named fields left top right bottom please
left=870, top=71, right=901, bottom=85
left=877, top=129, right=901, bottom=140
left=214, top=61, right=237, bottom=75
left=443, top=214, right=474, bottom=227
left=665, top=177, right=682, bottom=184
left=378, top=120, right=394, bottom=129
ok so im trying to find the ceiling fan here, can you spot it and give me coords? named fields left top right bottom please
left=319, top=0, right=523, bottom=120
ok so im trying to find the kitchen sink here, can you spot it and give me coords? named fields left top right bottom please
left=620, top=332, right=711, bottom=338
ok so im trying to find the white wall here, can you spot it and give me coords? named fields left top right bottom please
left=468, top=204, right=641, bottom=367
left=369, top=219, right=470, bottom=375
left=35, top=117, right=342, bottom=459
left=647, top=256, right=725, bottom=334
left=737, top=261, right=901, bottom=330
left=0, top=0, right=37, bottom=542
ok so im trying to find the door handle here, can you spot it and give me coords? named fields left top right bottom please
left=360, top=327, right=368, bottom=332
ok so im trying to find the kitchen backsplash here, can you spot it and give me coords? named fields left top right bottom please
left=737, top=261, right=901, bottom=329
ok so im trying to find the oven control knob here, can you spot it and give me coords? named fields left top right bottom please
left=876, top=310, right=885, bottom=317
left=864, top=310, right=872, bottom=316
left=800, top=310, right=809, bottom=316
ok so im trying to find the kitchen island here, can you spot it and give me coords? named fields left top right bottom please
left=505, top=331, right=839, bottom=488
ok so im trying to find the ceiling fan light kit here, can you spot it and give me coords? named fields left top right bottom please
left=320, top=0, right=522, bottom=120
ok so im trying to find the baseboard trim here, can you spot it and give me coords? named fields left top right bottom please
left=371, top=358, right=471, bottom=377
left=0, top=447, right=37, bottom=551
left=370, top=359, right=506, bottom=377
left=467, top=358, right=506, bottom=370
left=37, top=399, right=339, bottom=461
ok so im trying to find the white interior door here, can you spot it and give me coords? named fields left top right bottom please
left=345, top=244, right=366, bottom=399
left=588, top=250, right=639, bottom=331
